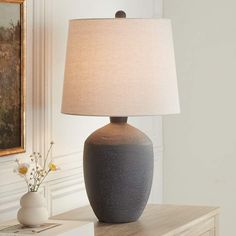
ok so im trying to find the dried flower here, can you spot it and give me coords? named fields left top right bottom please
left=14, top=163, right=29, bottom=176
left=49, top=162, right=60, bottom=171
left=13, top=141, right=59, bottom=192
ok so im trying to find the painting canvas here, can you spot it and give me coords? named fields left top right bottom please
left=0, top=0, right=25, bottom=156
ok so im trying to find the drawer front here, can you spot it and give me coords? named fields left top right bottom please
left=175, top=217, right=215, bottom=236
left=200, top=229, right=215, bottom=236
left=200, top=232, right=210, bottom=236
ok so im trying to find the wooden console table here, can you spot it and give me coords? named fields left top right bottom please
left=53, top=204, right=219, bottom=236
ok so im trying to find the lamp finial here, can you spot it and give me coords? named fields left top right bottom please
left=115, top=10, right=126, bottom=18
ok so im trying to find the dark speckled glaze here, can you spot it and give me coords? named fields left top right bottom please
left=83, top=117, right=154, bottom=223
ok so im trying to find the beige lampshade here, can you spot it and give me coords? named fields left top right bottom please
left=61, top=18, right=180, bottom=116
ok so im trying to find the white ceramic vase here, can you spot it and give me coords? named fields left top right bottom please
left=17, top=192, right=48, bottom=227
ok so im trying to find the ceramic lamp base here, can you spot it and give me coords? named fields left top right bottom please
left=83, top=117, right=154, bottom=223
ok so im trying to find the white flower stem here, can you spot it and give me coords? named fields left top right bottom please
left=43, top=143, right=54, bottom=169
left=35, top=170, right=50, bottom=192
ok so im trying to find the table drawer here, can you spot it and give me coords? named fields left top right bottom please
left=200, top=229, right=215, bottom=236
left=175, top=217, right=215, bottom=236
left=200, top=230, right=212, bottom=236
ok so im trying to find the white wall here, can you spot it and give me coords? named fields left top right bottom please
left=0, top=0, right=163, bottom=222
left=163, top=0, right=236, bottom=235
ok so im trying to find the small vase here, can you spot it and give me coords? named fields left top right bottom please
left=17, top=192, right=48, bottom=227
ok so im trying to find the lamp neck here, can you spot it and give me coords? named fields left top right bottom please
left=110, top=117, right=128, bottom=124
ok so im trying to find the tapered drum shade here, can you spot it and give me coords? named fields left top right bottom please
left=61, top=18, right=180, bottom=116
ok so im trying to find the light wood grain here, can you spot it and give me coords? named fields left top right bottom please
left=52, top=204, right=219, bottom=236
left=214, top=215, right=220, bottom=236
left=200, top=232, right=211, bottom=236
left=175, top=218, right=214, bottom=236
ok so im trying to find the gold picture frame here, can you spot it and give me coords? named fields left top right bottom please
left=0, top=0, right=25, bottom=156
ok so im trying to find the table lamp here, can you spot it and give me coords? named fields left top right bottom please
left=61, top=11, right=180, bottom=223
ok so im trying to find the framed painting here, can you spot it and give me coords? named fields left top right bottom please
left=0, top=0, right=25, bottom=156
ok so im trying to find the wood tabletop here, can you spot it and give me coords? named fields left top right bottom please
left=52, top=204, right=219, bottom=236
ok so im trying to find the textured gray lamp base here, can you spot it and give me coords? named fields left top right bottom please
left=83, top=117, right=154, bottom=223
